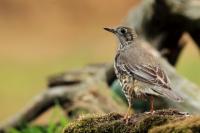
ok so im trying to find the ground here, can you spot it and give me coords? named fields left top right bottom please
left=63, top=109, right=198, bottom=133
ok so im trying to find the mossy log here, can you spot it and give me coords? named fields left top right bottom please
left=63, top=109, right=192, bottom=133
left=149, top=116, right=200, bottom=133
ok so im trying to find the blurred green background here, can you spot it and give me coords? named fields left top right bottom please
left=0, top=0, right=199, bottom=124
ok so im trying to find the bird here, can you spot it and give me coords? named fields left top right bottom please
left=104, top=26, right=183, bottom=121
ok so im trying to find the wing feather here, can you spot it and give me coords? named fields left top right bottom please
left=123, top=63, right=183, bottom=102
left=125, top=63, right=171, bottom=89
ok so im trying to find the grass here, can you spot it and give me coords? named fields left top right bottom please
left=7, top=119, right=67, bottom=133
left=7, top=103, right=70, bottom=133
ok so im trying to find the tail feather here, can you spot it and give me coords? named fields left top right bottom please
left=152, top=87, right=183, bottom=102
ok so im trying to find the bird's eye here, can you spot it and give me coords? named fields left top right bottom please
left=120, top=28, right=127, bottom=34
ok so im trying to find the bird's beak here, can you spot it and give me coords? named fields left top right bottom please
left=104, top=27, right=116, bottom=34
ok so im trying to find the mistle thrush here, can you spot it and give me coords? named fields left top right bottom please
left=104, top=26, right=183, bottom=120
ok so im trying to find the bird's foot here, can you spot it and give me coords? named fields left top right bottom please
left=123, top=103, right=132, bottom=124
left=122, top=115, right=131, bottom=124
left=145, top=110, right=155, bottom=115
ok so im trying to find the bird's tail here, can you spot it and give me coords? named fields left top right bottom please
left=152, top=87, right=183, bottom=102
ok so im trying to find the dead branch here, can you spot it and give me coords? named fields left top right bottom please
left=125, top=0, right=200, bottom=65
left=0, top=64, right=126, bottom=132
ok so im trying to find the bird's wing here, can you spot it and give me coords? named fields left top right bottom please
left=119, top=63, right=183, bottom=102
left=123, top=63, right=171, bottom=90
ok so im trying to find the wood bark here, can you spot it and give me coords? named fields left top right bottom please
left=0, top=64, right=126, bottom=132
left=125, top=0, right=200, bottom=65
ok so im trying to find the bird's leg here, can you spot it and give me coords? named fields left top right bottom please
left=123, top=100, right=131, bottom=123
left=124, top=104, right=131, bottom=119
left=150, top=96, right=154, bottom=114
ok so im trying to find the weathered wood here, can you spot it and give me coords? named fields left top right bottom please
left=125, top=0, right=200, bottom=65
left=0, top=64, right=126, bottom=132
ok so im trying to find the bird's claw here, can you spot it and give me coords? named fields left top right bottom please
left=122, top=115, right=131, bottom=124
left=145, top=110, right=155, bottom=115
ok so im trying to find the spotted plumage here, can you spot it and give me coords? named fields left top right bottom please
left=104, top=26, right=183, bottom=120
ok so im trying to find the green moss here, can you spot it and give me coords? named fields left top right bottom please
left=63, top=109, right=187, bottom=133
left=149, top=116, right=200, bottom=133
left=64, top=113, right=125, bottom=133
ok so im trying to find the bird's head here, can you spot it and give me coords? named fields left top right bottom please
left=104, top=26, right=137, bottom=49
